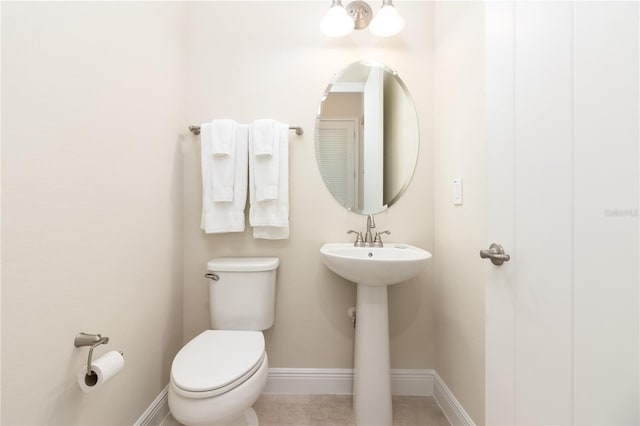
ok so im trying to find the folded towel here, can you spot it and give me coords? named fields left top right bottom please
left=252, top=119, right=277, bottom=156
left=201, top=120, right=238, bottom=202
left=250, top=120, right=280, bottom=202
left=249, top=122, right=289, bottom=239
left=201, top=124, right=248, bottom=233
left=211, top=119, right=237, bottom=156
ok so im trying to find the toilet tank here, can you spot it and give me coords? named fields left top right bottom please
left=206, top=257, right=279, bottom=331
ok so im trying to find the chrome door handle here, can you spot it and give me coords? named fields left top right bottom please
left=480, top=243, right=511, bottom=266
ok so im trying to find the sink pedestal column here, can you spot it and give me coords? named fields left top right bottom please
left=353, top=284, right=392, bottom=426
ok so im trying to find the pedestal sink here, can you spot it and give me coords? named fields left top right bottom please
left=320, top=243, right=432, bottom=426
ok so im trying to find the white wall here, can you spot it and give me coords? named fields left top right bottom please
left=182, top=1, right=435, bottom=370
left=1, top=3, right=185, bottom=424
left=433, top=2, right=486, bottom=424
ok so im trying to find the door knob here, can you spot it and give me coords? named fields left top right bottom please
left=480, top=243, right=511, bottom=266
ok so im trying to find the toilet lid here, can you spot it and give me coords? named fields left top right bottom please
left=171, top=330, right=265, bottom=393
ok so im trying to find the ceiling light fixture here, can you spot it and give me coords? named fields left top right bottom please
left=320, top=0, right=404, bottom=38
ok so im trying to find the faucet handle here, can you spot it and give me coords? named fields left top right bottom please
left=347, top=230, right=365, bottom=247
left=373, top=231, right=391, bottom=247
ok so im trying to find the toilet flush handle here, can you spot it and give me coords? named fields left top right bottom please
left=204, top=272, right=219, bottom=281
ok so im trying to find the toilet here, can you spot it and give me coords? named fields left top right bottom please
left=168, top=257, right=279, bottom=426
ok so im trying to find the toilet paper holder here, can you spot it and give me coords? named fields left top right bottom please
left=74, top=332, right=121, bottom=381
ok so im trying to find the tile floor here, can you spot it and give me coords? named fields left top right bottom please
left=162, top=394, right=450, bottom=426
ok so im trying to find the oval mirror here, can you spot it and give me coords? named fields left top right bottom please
left=314, top=60, right=419, bottom=215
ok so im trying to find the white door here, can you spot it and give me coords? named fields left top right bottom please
left=485, top=1, right=639, bottom=425
left=316, top=119, right=358, bottom=210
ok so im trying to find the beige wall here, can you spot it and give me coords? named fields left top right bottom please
left=1, top=1, right=472, bottom=423
left=321, top=92, right=363, bottom=119
left=182, top=1, right=435, bottom=369
left=384, top=73, right=419, bottom=206
left=1, top=2, right=185, bottom=424
left=433, top=2, right=486, bottom=424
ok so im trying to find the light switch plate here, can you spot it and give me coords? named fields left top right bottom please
left=453, top=178, right=463, bottom=205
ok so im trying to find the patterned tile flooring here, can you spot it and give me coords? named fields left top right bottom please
left=163, top=394, right=450, bottom=426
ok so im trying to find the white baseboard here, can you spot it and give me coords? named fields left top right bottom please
left=433, top=371, right=476, bottom=426
left=389, top=369, right=434, bottom=396
left=138, top=369, right=473, bottom=426
left=134, top=385, right=170, bottom=426
left=264, top=368, right=434, bottom=396
left=264, top=368, right=354, bottom=394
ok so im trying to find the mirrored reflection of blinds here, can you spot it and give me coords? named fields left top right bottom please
left=315, top=126, right=354, bottom=208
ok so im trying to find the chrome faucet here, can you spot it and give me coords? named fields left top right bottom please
left=347, top=214, right=391, bottom=247
left=364, top=214, right=376, bottom=246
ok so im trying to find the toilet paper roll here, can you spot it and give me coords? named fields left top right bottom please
left=77, top=350, right=124, bottom=393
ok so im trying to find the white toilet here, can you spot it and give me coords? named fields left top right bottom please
left=168, top=257, right=279, bottom=426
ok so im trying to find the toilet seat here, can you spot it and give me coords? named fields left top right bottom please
left=171, top=330, right=265, bottom=399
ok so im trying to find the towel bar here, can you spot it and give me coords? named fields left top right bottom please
left=188, top=125, right=303, bottom=136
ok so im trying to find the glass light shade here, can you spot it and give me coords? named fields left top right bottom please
left=321, top=5, right=355, bottom=37
left=369, top=4, right=405, bottom=37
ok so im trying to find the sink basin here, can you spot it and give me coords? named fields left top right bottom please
left=320, top=243, right=431, bottom=286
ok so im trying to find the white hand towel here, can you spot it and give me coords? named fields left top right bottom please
left=249, top=122, right=289, bottom=239
left=252, top=119, right=277, bottom=156
left=211, top=118, right=236, bottom=155
left=201, top=124, right=248, bottom=234
left=250, top=120, right=280, bottom=201
left=202, top=120, right=238, bottom=202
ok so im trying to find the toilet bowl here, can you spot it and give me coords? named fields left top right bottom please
left=168, top=331, right=268, bottom=426
left=168, top=258, right=279, bottom=426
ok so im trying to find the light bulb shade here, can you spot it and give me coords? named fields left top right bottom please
left=369, top=4, right=405, bottom=37
left=321, top=4, right=355, bottom=37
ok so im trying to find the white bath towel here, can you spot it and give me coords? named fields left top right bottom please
left=251, top=119, right=280, bottom=201
left=201, top=123, right=248, bottom=233
left=203, top=120, right=237, bottom=201
left=210, top=118, right=236, bottom=156
left=252, top=119, right=277, bottom=156
left=249, top=122, right=289, bottom=239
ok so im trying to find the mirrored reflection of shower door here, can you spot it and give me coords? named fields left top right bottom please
left=315, top=119, right=359, bottom=211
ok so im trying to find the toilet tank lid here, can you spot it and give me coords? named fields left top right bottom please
left=207, top=257, right=279, bottom=272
